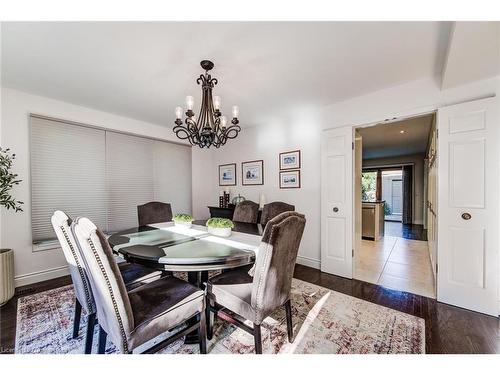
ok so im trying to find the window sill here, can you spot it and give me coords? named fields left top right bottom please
left=32, top=240, right=61, bottom=252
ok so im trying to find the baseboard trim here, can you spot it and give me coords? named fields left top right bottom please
left=14, top=265, right=69, bottom=288
left=296, top=255, right=320, bottom=270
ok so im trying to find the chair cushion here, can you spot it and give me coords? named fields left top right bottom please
left=127, top=276, right=204, bottom=350
left=207, top=269, right=255, bottom=322
left=119, top=263, right=162, bottom=291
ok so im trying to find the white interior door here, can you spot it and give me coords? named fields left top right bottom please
left=437, top=96, right=499, bottom=316
left=321, top=126, right=353, bottom=278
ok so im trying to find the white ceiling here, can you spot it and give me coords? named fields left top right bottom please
left=442, top=22, right=500, bottom=89
left=1, top=22, right=451, bottom=127
left=358, top=113, right=434, bottom=160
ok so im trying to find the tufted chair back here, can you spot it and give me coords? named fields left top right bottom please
left=51, top=211, right=96, bottom=314
left=260, top=201, right=295, bottom=226
left=137, top=201, right=173, bottom=226
left=251, top=211, right=306, bottom=323
left=72, top=217, right=134, bottom=354
left=233, top=200, right=259, bottom=223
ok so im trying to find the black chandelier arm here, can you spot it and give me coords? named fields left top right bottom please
left=224, top=125, right=242, bottom=139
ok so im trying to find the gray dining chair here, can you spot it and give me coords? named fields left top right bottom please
left=232, top=200, right=259, bottom=223
left=260, top=201, right=295, bottom=226
left=51, top=210, right=161, bottom=354
left=206, top=211, right=306, bottom=354
left=137, top=201, right=173, bottom=226
left=72, top=216, right=206, bottom=354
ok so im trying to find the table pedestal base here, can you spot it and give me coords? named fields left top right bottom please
left=184, top=270, right=208, bottom=344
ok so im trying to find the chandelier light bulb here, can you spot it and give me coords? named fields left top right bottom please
left=213, top=96, right=221, bottom=110
left=185, top=96, right=194, bottom=110
left=175, top=106, right=183, bottom=119
left=232, top=105, right=239, bottom=118
left=221, top=116, right=227, bottom=128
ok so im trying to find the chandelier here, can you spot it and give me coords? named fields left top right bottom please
left=173, top=60, right=241, bottom=148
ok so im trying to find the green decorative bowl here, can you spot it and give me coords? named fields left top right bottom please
left=231, top=194, right=246, bottom=205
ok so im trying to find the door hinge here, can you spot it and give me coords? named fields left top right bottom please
left=352, top=249, right=354, bottom=257
left=436, top=263, right=438, bottom=274
left=352, top=142, right=354, bottom=150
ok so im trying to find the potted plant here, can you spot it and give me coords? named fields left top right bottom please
left=173, top=213, right=194, bottom=228
left=0, top=147, right=23, bottom=307
left=206, top=217, right=234, bottom=237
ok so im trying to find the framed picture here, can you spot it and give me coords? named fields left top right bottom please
left=280, top=170, right=301, bottom=189
left=242, top=160, right=264, bottom=185
left=219, top=163, right=237, bottom=186
left=279, top=150, right=301, bottom=170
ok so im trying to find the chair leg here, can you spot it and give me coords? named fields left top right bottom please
left=253, top=323, right=262, bottom=354
left=97, top=325, right=107, bottom=354
left=84, top=313, right=97, bottom=354
left=284, top=299, right=294, bottom=343
left=72, top=299, right=82, bottom=339
left=206, top=298, right=215, bottom=340
left=198, top=312, right=207, bottom=354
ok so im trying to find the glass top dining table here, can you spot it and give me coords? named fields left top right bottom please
left=108, top=220, right=263, bottom=272
left=108, top=220, right=263, bottom=344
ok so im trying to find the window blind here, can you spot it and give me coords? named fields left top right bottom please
left=30, top=115, right=192, bottom=244
left=30, top=116, right=107, bottom=242
left=106, top=132, right=154, bottom=232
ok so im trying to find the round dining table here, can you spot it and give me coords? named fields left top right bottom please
left=107, top=220, right=263, bottom=343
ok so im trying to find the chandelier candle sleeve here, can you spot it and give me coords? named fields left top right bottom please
left=172, top=60, right=241, bottom=148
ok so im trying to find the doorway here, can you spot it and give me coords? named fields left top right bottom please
left=354, top=113, right=437, bottom=298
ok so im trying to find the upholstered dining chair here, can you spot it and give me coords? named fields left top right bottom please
left=137, top=201, right=173, bottom=226
left=51, top=211, right=161, bottom=354
left=72, top=216, right=206, bottom=354
left=260, top=201, right=295, bottom=226
left=232, top=200, right=259, bottom=223
left=206, top=211, right=306, bottom=354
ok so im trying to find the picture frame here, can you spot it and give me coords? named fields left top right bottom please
left=219, top=163, right=237, bottom=186
left=279, top=169, right=301, bottom=189
left=279, top=150, right=301, bottom=170
left=242, top=160, right=264, bottom=185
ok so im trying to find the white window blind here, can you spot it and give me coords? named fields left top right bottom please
left=153, top=140, right=192, bottom=215
left=30, top=116, right=107, bottom=242
left=30, top=115, right=192, bottom=244
left=106, top=132, right=154, bottom=232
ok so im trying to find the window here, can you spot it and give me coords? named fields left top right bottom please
left=30, top=115, right=191, bottom=247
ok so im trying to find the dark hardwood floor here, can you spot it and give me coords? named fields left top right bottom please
left=1, top=264, right=498, bottom=354
left=385, top=221, right=428, bottom=241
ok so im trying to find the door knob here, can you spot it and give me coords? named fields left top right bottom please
left=461, top=212, right=471, bottom=220
left=333, top=207, right=339, bottom=213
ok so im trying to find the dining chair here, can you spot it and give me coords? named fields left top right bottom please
left=260, top=201, right=295, bottom=226
left=72, top=216, right=206, bottom=354
left=137, top=201, right=173, bottom=226
left=232, top=200, right=259, bottom=223
left=206, top=211, right=306, bottom=354
left=51, top=211, right=162, bottom=354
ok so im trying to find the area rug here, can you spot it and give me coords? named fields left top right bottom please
left=15, top=278, right=425, bottom=354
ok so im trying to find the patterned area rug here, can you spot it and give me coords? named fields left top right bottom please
left=15, top=278, right=425, bottom=354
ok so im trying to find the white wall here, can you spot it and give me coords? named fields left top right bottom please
left=0, top=87, right=190, bottom=286
left=192, top=109, right=323, bottom=269
left=363, top=154, right=425, bottom=224
left=192, top=75, right=500, bottom=272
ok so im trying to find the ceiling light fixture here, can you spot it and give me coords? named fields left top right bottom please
left=173, top=60, right=241, bottom=148
left=400, top=130, right=405, bottom=134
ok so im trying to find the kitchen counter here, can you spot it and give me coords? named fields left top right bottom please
left=362, top=201, right=385, bottom=240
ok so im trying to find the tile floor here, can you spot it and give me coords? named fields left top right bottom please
left=354, top=236, right=436, bottom=298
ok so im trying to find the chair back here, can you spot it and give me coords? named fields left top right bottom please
left=51, top=211, right=96, bottom=314
left=72, top=217, right=134, bottom=353
left=233, top=200, right=259, bottom=223
left=251, top=211, right=306, bottom=323
left=137, top=201, right=173, bottom=226
left=260, top=201, right=295, bottom=226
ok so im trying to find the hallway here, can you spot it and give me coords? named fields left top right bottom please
left=354, top=236, right=435, bottom=298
